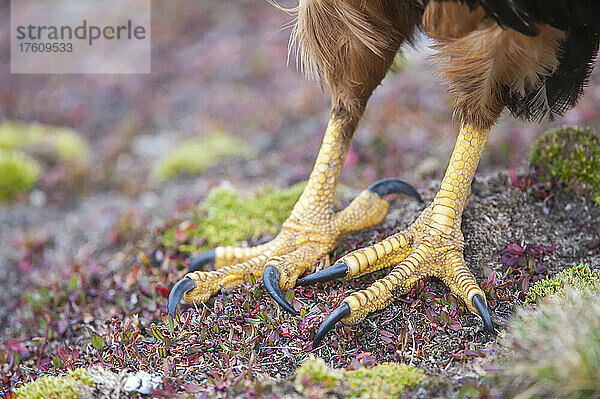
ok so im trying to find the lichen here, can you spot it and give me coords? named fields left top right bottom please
left=500, top=290, right=600, bottom=398
left=162, top=182, right=305, bottom=253
left=153, top=132, right=257, bottom=181
left=525, top=264, right=600, bottom=304
left=0, top=150, right=40, bottom=203
left=295, top=356, right=424, bottom=398
left=345, top=363, right=425, bottom=398
left=530, top=126, right=600, bottom=205
left=15, top=368, right=93, bottom=399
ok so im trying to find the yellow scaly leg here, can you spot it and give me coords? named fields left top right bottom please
left=168, top=113, right=422, bottom=315
left=308, top=123, right=494, bottom=347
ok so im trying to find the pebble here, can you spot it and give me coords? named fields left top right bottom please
left=123, top=370, right=161, bottom=395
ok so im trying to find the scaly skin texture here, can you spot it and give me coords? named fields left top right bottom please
left=183, top=115, right=390, bottom=304
left=337, top=124, right=489, bottom=324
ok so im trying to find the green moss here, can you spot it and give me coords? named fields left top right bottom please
left=163, top=182, right=305, bottom=253
left=0, top=121, right=89, bottom=164
left=52, top=128, right=90, bottom=163
left=345, top=363, right=425, bottom=398
left=525, top=264, right=600, bottom=304
left=0, top=150, right=40, bottom=203
left=530, top=127, right=600, bottom=205
left=500, top=290, right=600, bottom=398
left=295, top=357, right=424, bottom=398
left=15, top=368, right=93, bottom=399
left=295, top=356, right=344, bottom=393
left=153, top=132, right=257, bottom=181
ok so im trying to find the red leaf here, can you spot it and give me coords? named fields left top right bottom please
left=155, top=284, right=170, bottom=298
left=174, top=229, right=188, bottom=243
left=6, top=340, right=27, bottom=354
left=107, top=229, right=119, bottom=244
left=57, top=346, right=69, bottom=361
left=448, top=319, right=462, bottom=331
left=587, top=240, right=599, bottom=250
left=487, top=270, right=497, bottom=284
left=507, top=244, right=523, bottom=255
left=509, top=168, right=518, bottom=185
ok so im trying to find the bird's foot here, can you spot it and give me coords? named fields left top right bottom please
left=168, top=178, right=422, bottom=315
left=303, top=202, right=495, bottom=348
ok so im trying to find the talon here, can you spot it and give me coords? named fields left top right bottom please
left=297, top=262, right=348, bottom=286
left=313, top=303, right=350, bottom=349
left=188, top=249, right=216, bottom=272
left=167, top=277, right=196, bottom=316
left=367, top=178, right=423, bottom=203
left=472, top=294, right=495, bottom=336
left=263, top=265, right=299, bottom=316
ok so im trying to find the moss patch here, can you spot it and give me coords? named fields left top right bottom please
left=345, top=363, right=425, bottom=398
left=295, top=356, right=424, bottom=398
left=153, top=132, right=257, bottom=181
left=295, top=356, right=344, bottom=393
left=163, top=182, right=305, bottom=253
left=530, top=126, right=600, bottom=205
left=525, top=264, right=600, bottom=304
left=0, top=150, right=40, bottom=203
left=0, top=121, right=89, bottom=164
left=15, top=368, right=93, bottom=399
left=500, top=290, right=600, bottom=398
left=0, top=121, right=89, bottom=202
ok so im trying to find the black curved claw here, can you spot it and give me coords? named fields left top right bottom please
left=167, top=277, right=196, bottom=316
left=297, top=262, right=348, bottom=287
left=262, top=265, right=299, bottom=316
left=188, top=249, right=216, bottom=272
left=312, top=303, right=350, bottom=349
left=472, top=294, right=495, bottom=336
left=367, top=178, right=424, bottom=203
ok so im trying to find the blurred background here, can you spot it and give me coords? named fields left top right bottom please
left=1, top=0, right=600, bottom=264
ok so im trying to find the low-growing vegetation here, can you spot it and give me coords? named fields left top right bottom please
left=2, top=126, right=599, bottom=397
left=0, top=121, right=90, bottom=165
left=501, top=290, right=600, bottom=398
left=525, top=263, right=600, bottom=303
left=0, top=150, right=40, bottom=203
left=530, top=126, right=600, bottom=205
left=153, top=132, right=258, bottom=181
left=160, top=182, right=305, bottom=253
left=295, top=356, right=425, bottom=398
left=0, top=121, right=91, bottom=203
left=14, top=368, right=92, bottom=399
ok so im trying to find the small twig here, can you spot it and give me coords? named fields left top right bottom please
left=407, top=318, right=416, bottom=366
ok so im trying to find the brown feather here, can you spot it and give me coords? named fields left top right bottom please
left=279, top=0, right=567, bottom=130
left=425, top=4, right=565, bottom=129
left=284, top=0, right=420, bottom=118
left=423, top=2, right=488, bottom=40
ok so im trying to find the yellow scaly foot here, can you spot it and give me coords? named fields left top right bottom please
left=168, top=114, right=422, bottom=316
left=301, top=124, right=495, bottom=348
